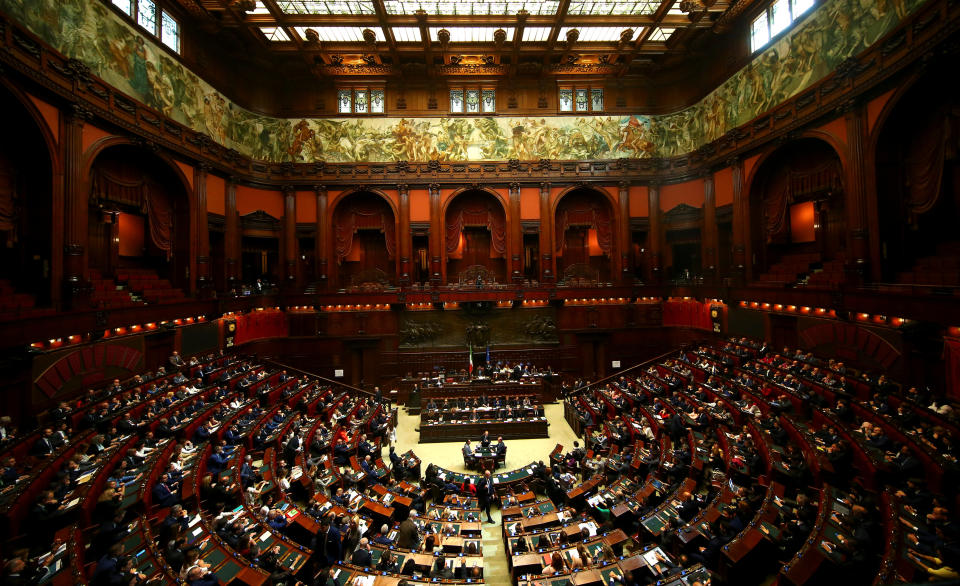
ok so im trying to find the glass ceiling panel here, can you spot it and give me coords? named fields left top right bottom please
left=558, top=26, right=631, bottom=41
left=522, top=27, right=552, bottom=42
left=647, top=27, right=675, bottom=41
left=294, top=26, right=387, bottom=41
left=260, top=27, right=292, bottom=41
left=384, top=1, right=557, bottom=15
left=250, top=1, right=272, bottom=13
left=277, top=1, right=376, bottom=14
left=566, top=1, right=658, bottom=15
left=428, top=27, right=515, bottom=42
left=390, top=27, right=422, bottom=42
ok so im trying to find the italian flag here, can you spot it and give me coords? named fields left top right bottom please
left=468, top=342, right=474, bottom=374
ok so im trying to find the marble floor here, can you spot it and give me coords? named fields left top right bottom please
left=384, top=402, right=581, bottom=585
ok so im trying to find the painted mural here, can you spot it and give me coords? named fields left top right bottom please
left=0, top=0, right=924, bottom=162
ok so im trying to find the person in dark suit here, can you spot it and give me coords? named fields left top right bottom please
left=496, top=437, right=507, bottom=458
left=396, top=510, right=420, bottom=549
left=478, top=470, right=495, bottom=523
left=152, top=474, right=179, bottom=507
left=480, top=430, right=491, bottom=447
left=351, top=538, right=373, bottom=566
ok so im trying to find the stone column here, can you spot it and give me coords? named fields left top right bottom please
left=63, top=104, right=91, bottom=306
left=539, top=182, right=554, bottom=283
left=509, top=182, right=523, bottom=282
left=702, top=174, right=718, bottom=282
left=283, top=186, right=297, bottom=287
left=398, top=183, right=411, bottom=285
left=844, top=101, right=870, bottom=285
left=647, top=184, right=661, bottom=283
left=314, top=185, right=328, bottom=290
left=225, top=177, right=239, bottom=288
left=429, top=183, right=442, bottom=285
left=618, top=181, right=632, bottom=283
left=194, top=164, right=211, bottom=294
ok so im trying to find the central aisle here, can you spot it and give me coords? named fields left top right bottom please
left=387, top=402, right=581, bottom=585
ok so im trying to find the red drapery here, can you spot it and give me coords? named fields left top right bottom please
left=554, top=198, right=613, bottom=255
left=903, top=105, right=947, bottom=220
left=233, top=310, right=289, bottom=345
left=445, top=204, right=507, bottom=256
left=91, top=169, right=173, bottom=259
left=662, top=300, right=714, bottom=330
left=144, top=186, right=173, bottom=260
left=334, top=204, right=396, bottom=263
left=944, top=338, right=960, bottom=401
left=91, top=169, right=146, bottom=209
left=763, top=186, right=789, bottom=241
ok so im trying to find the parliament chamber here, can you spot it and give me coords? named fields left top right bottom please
left=0, top=0, right=959, bottom=584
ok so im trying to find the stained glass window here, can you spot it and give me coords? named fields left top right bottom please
left=137, top=0, right=157, bottom=32
left=160, top=11, right=179, bottom=52
left=482, top=90, right=496, bottom=113
left=465, top=90, right=480, bottom=113
left=559, top=89, right=574, bottom=112
left=112, top=0, right=132, bottom=15
left=371, top=90, right=385, bottom=113
left=751, top=0, right=814, bottom=53
left=575, top=89, right=589, bottom=111
left=750, top=14, right=770, bottom=52
left=338, top=90, right=353, bottom=114
left=792, top=0, right=814, bottom=16
left=591, top=89, right=604, bottom=111
left=355, top=90, right=369, bottom=114
left=450, top=89, right=464, bottom=113
left=769, top=0, right=791, bottom=36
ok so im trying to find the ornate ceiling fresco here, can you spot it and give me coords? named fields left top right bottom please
left=0, top=0, right=923, bottom=162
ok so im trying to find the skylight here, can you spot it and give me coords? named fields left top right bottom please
left=429, top=27, right=515, bottom=42
left=260, top=27, right=291, bottom=41
left=384, top=1, right=558, bottom=15
left=522, top=27, right=552, bottom=42
left=558, top=27, right=631, bottom=42
left=566, top=1, right=658, bottom=15
left=294, top=26, right=386, bottom=42
left=250, top=1, right=272, bottom=14
left=277, top=1, right=376, bottom=14
left=390, top=27, right=422, bottom=42
left=648, top=27, right=675, bottom=41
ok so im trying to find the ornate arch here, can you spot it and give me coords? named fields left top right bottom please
left=442, top=188, right=508, bottom=257
left=330, top=188, right=398, bottom=263
left=552, top=186, right=617, bottom=256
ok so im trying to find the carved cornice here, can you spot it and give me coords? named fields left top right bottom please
left=436, top=63, right=507, bottom=76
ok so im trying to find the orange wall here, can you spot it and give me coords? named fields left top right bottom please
left=410, top=189, right=430, bottom=221
left=26, top=93, right=59, bottom=144
left=520, top=187, right=540, bottom=219
left=629, top=186, right=649, bottom=217
left=237, top=185, right=283, bottom=218
left=82, top=124, right=113, bottom=155
left=175, top=161, right=194, bottom=190
left=206, top=174, right=225, bottom=215
left=296, top=191, right=316, bottom=223
left=790, top=200, right=816, bottom=243
left=714, top=167, right=734, bottom=207
left=816, top=117, right=847, bottom=147
left=867, top=88, right=896, bottom=135
left=118, top=212, right=144, bottom=257
left=660, top=178, right=704, bottom=212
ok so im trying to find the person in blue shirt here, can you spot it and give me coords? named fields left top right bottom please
left=206, top=446, right=229, bottom=476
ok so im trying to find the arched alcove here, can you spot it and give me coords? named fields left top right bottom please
left=0, top=86, right=54, bottom=308
left=554, top=189, right=615, bottom=284
left=874, top=74, right=960, bottom=285
left=332, top=191, right=397, bottom=289
left=444, top=189, right=508, bottom=285
left=87, top=145, right=193, bottom=298
left=748, top=138, right=845, bottom=287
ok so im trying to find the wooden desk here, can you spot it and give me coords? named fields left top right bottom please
left=420, top=418, right=548, bottom=442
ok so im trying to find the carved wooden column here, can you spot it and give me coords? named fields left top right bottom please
left=731, top=159, right=748, bottom=285
left=429, top=183, right=442, bottom=285
left=618, top=181, right=632, bottom=283
left=194, top=163, right=211, bottom=295
left=314, top=185, right=328, bottom=290
left=398, top=183, right=411, bottom=286
left=539, top=182, right=554, bottom=283
left=283, top=186, right=297, bottom=287
left=63, top=104, right=91, bottom=307
left=647, top=184, right=661, bottom=283
left=844, top=101, right=870, bottom=285
left=702, top=174, right=718, bottom=283
left=509, top=182, right=523, bottom=282
left=225, top=177, right=240, bottom=289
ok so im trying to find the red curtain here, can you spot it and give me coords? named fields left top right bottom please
left=91, top=169, right=146, bottom=208
left=763, top=186, right=789, bottom=241
left=944, top=338, right=960, bottom=401
left=554, top=197, right=612, bottom=255
left=334, top=204, right=396, bottom=263
left=903, top=105, right=947, bottom=219
left=662, top=300, right=713, bottom=330
left=144, top=186, right=173, bottom=260
left=0, top=158, right=15, bottom=233
left=445, top=204, right=507, bottom=256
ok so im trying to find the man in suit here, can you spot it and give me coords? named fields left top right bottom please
left=478, top=470, right=495, bottom=523
left=397, top=510, right=420, bottom=549
left=495, top=437, right=507, bottom=458
left=351, top=537, right=373, bottom=566
left=32, top=429, right=55, bottom=456
left=152, top=474, right=179, bottom=507
left=480, top=430, right=491, bottom=448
